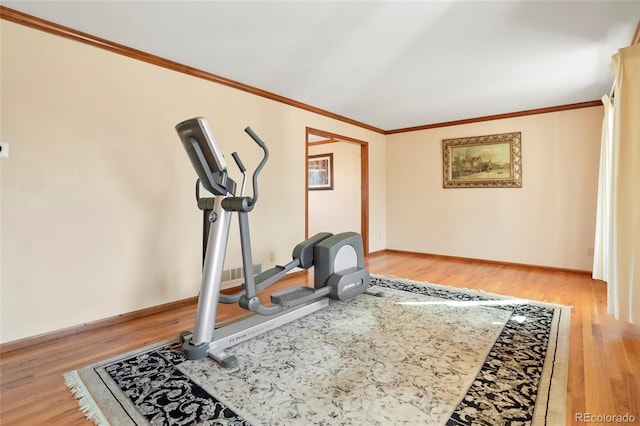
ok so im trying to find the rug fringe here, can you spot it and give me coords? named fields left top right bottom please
left=64, top=371, right=110, bottom=426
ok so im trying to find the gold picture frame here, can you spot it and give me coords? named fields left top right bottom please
left=442, top=132, right=522, bottom=188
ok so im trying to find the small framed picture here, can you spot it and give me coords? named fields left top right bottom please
left=308, top=153, right=334, bottom=190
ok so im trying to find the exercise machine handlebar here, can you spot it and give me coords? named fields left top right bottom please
left=244, top=126, right=267, bottom=149
left=231, top=152, right=248, bottom=197
left=222, top=127, right=269, bottom=212
left=243, top=126, right=269, bottom=208
left=231, top=152, right=246, bottom=173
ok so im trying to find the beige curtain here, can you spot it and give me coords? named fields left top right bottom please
left=593, top=43, right=640, bottom=324
left=592, top=95, right=614, bottom=282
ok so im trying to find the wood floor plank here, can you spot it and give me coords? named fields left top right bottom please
left=1, top=251, right=638, bottom=425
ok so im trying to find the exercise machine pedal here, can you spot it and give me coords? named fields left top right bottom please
left=271, top=286, right=331, bottom=309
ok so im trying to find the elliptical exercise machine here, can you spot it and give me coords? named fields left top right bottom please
left=175, top=117, right=370, bottom=367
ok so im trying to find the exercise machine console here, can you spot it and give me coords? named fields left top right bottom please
left=175, top=117, right=370, bottom=367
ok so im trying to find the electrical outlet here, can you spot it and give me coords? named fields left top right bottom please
left=269, top=252, right=275, bottom=262
left=0, top=142, right=9, bottom=158
left=587, top=247, right=594, bottom=257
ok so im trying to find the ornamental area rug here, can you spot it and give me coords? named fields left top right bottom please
left=64, top=275, right=570, bottom=425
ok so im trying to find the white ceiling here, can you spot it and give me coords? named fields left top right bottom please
left=4, top=1, right=639, bottom=131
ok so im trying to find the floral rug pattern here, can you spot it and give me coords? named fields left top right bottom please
left=66, top=276, right=569, bottom=425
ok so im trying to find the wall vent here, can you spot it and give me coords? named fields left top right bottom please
left=221, top=264, right=263, bottom=289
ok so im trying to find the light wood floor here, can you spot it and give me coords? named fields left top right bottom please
left=1, top=251, right=638, bottom=425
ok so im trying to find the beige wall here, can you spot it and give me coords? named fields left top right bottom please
left=308, top=142, right=361, bottom=237
left=0, top=19, right=603, bottom=344
left=386, top=106, right=602, bottom=271
left=0, top=21, right=386, bottom=343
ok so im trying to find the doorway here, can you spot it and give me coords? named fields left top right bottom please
left=305, top=128, right=369, bottom=255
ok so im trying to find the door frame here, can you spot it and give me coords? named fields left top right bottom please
left=305, top=127, right=369, bottom=255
